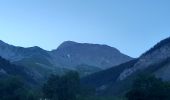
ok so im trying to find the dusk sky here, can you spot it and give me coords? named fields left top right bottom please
left=0, top=0, right=170, bottom=57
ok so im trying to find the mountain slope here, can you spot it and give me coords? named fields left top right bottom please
left=0, top=56, right=37, bottom=86
left=118, top=37, right=170, bottom=80
left=81, top=59, right=138, bottom=95
left=82, top=59, right=137, bottom=88
left=82, top=37, right=170, bottom=96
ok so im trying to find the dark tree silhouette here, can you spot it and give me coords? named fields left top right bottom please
left=43, top=71, right=80, bottom=100
left=0, top=76, right=37, bottom=100
left=126, top=75, right=170, bottom=100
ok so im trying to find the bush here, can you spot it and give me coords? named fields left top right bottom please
left=126, top=75, right=170, bottom=100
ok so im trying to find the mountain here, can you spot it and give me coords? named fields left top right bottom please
left=50, top=41, right=132, bottom=69
left=0, top=40, right=63, bottom=82
left=82, top=37, right=170, bottom=96
left=118, top=37, right=170, bottom=81
left=0, top=40, right=132, bottom=79
left=0, top=40, right=50, bottom=62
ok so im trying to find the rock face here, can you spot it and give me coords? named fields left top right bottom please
left=0, top=40, right=132, bottom=78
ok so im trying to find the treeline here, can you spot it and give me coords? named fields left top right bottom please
left=0, top=76, right=38, bottom=100
left=1, top=71, right=170, bottom=100
left=0, top=71, right=95, bottom=100
left=42, top=71, right=81, bottom=100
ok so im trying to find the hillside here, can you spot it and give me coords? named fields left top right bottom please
left=82, top=37, right=170, bottom=96
left=0, top=56, right=37, bottom=86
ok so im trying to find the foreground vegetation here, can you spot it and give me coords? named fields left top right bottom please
left=1, top=72, right=170, bottom=100
left=0, top=76, right=38, bottom=100
left=126, top=74, right=170, bottom=100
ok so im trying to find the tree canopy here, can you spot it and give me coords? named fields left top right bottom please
left=126, top=75, right=170, bottom=100
left=42, top=71, right=80, bottom=100
left=0, top=76, right=38, bottom=100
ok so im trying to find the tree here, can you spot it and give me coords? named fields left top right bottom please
left=0, top=76, right=37, bottom=100
left=126, top=75, right=170, bottom=100
left=42, top=71, right=80, bottom=100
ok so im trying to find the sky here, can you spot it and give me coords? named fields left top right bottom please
left=0, top=0, right=170, bottom=58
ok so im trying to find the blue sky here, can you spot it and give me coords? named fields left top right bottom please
left=0, top=0, right=170, bottom=57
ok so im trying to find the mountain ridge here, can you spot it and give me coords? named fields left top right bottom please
left=0, top=40, right=132, bottom=80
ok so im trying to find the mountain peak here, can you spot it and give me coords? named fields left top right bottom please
left=58, top=41, right=120, bottom=52
left=57, top=41, right=78, bottom=49
left=51, top=41, right=132, bottom=69
left=62, top=41, right=78, bottom=44
left=27, top=46, right=43, bottom=50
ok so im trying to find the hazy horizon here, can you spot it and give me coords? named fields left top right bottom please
left=0, top=0, right=170, bottom=57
